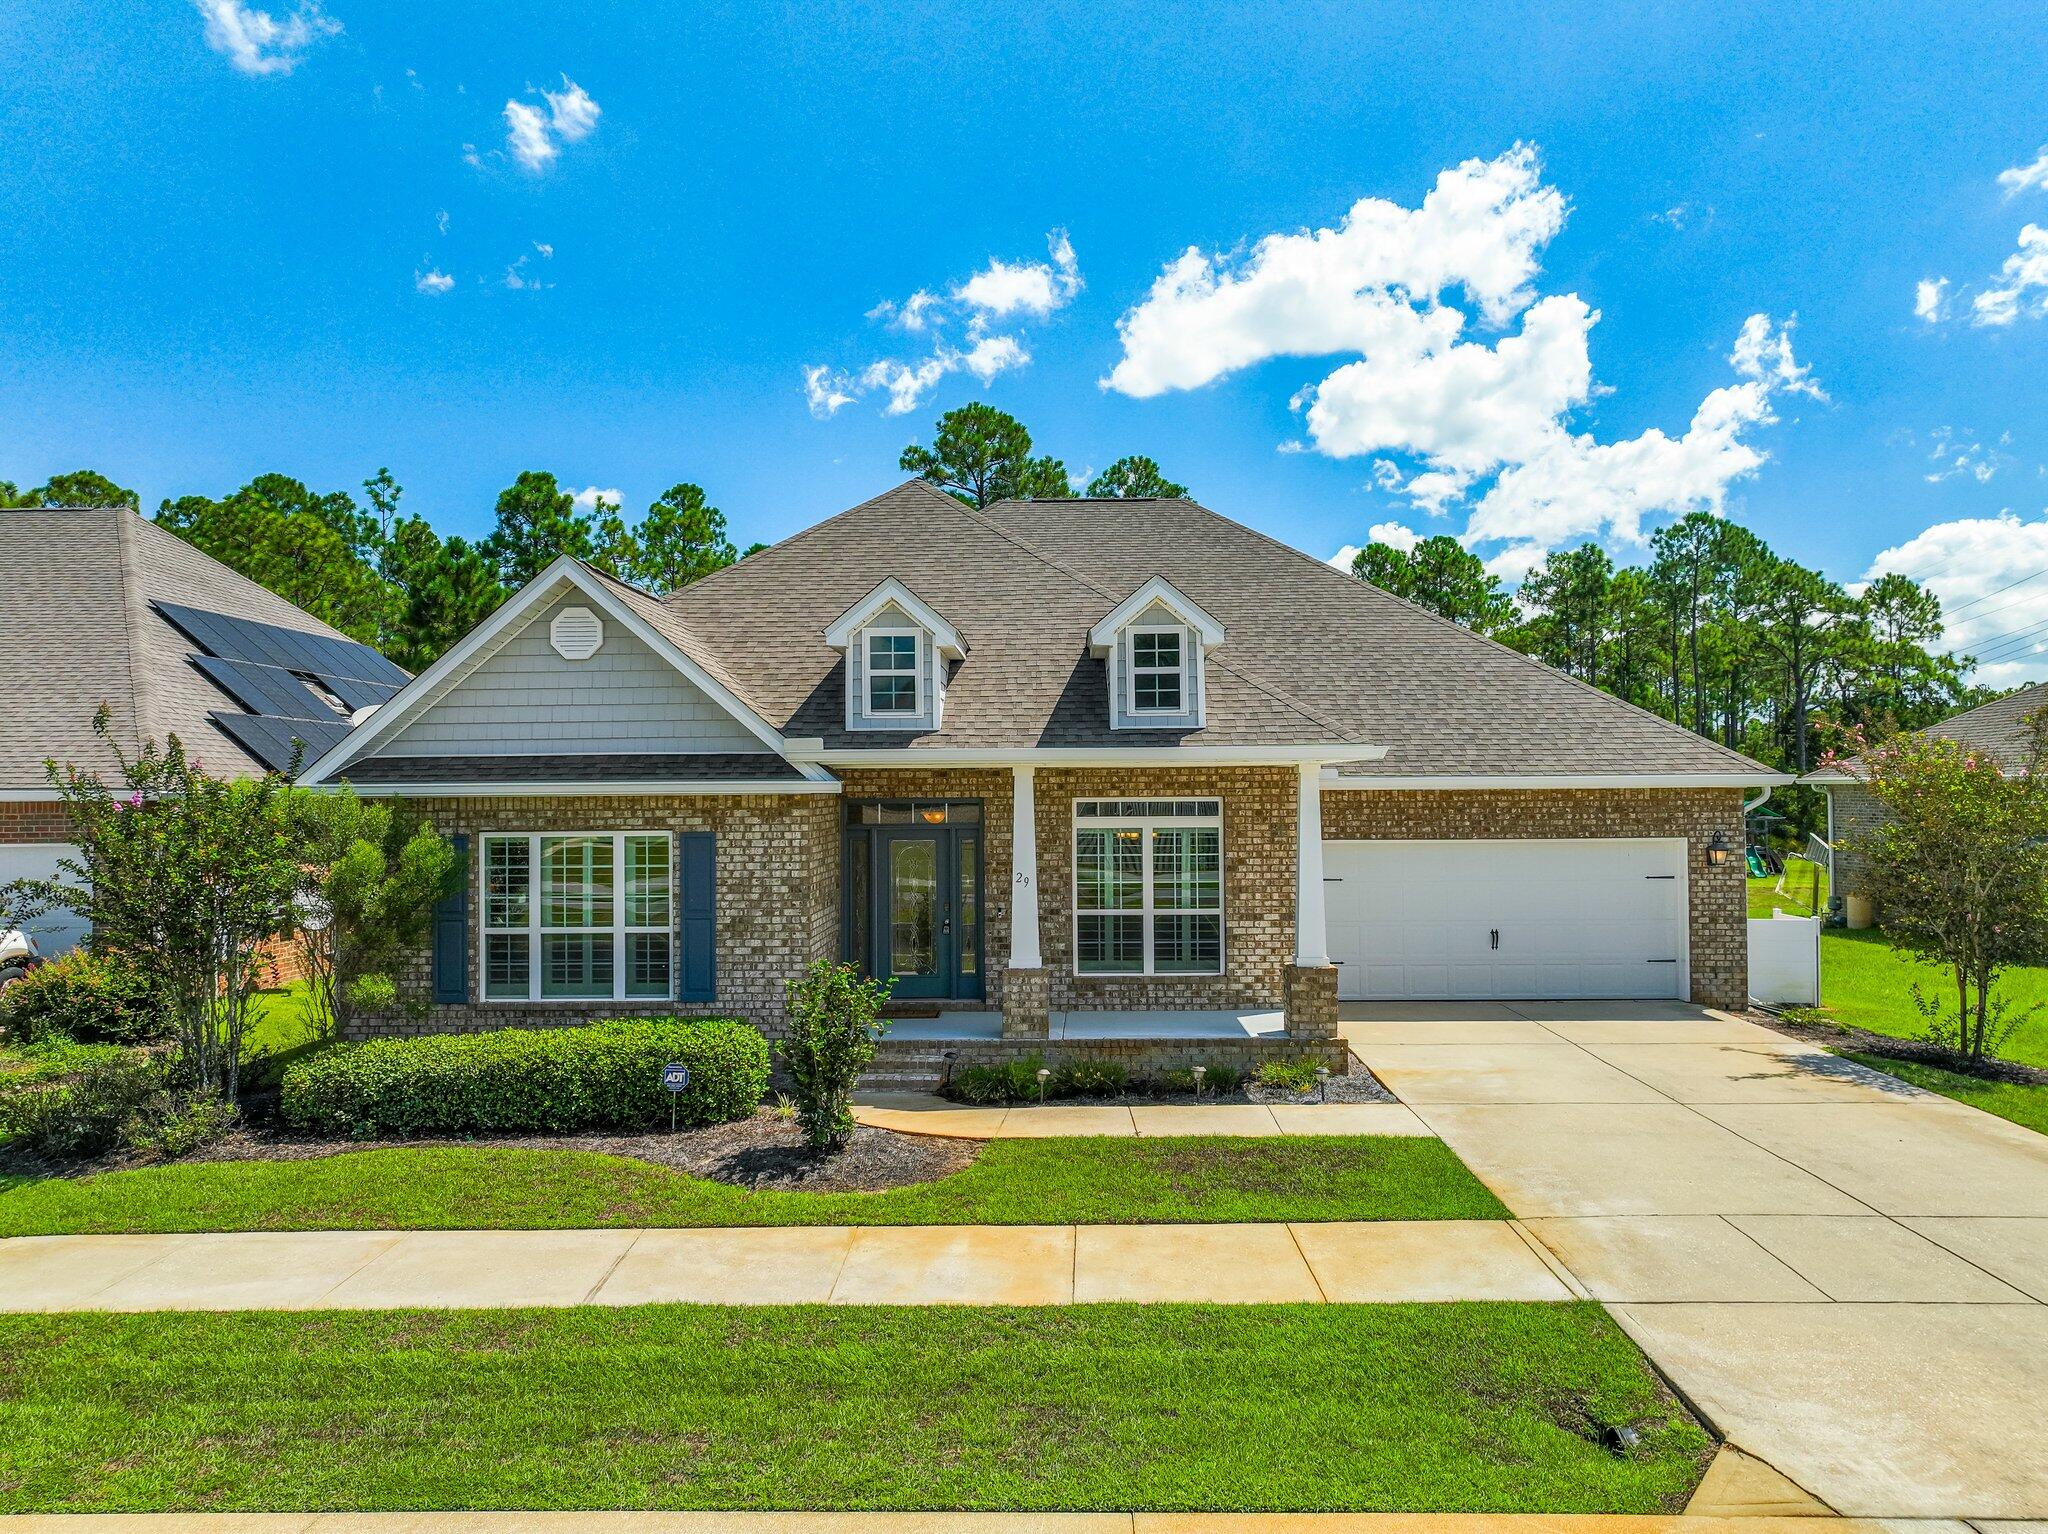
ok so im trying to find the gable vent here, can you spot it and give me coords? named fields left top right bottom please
left=550, top=606, right=604, bottom=661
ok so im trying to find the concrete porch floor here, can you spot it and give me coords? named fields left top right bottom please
left=887, top=1008, right=1288, bottom=1041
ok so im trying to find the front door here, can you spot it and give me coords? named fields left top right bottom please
left=877, top=830, right=948, bottom=998
left=845, top=802, right=985, bottom=1000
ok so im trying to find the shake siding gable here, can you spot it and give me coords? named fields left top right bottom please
left=381, top=595, right=767, bottom=760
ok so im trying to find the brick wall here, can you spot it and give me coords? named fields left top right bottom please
left=349, top=791, right=839, bottom=1040
left=1318, top=787, right=1748, bottom=1009
left=1036, top=767, right=1298, bottom=1012
left=1824, top=783, right=1882, bottom=905
left=872, top=1034, right=1350, bottom=1080
left=0, top=801, right=71, bottom=843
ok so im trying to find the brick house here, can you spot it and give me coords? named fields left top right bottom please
left=301, top=480, right=1786, bottom=1071
left=0, top=505, right=406, bottom=979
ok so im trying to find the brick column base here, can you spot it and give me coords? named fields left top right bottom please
left=1283, top=963, right=1339, bottom=1040
left=1002, top=968, right=1050, bottom=1040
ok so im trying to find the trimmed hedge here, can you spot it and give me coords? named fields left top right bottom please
left=279, top=1018, right=768, bottom=1139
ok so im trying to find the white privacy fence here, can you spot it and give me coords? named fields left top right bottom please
left=1748, top=915, right=1820, bottom=1006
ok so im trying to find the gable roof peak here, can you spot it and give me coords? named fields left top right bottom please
left=823, top=575, right=966, bottom=656
left=1088, top=575, right=1226, bottom=653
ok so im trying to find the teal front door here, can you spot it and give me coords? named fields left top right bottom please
left=864, top=826, right=983, bottom=1000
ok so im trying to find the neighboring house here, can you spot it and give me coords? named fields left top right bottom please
left=302, top=480, right=1785, bottom=1072
left=1808, top=680, right=2048, bottom=911
left=0, top=506, right=407, bottom=959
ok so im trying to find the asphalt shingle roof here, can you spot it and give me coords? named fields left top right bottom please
left=0, top=508, right=370, bottom=790
left=654, top=479, right=1776, bottom=778
left=1807, top=680, right=2048, bottom=781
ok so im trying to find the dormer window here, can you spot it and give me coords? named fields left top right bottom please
left=1089, top=577, right=1225, bottom=731
left=825, top=578, right=966, bottom=733
left=1130, top=628, right=1184, bottom=713
left=866, top=630, right=922, bottom=715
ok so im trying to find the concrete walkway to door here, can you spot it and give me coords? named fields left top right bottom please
left=1343, top=999, right=2048, bottom=1522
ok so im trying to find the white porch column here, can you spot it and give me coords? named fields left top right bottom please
left=1010, top=764, right=1043, bottom=969
left=1294, top=760, right=1329, bottom=966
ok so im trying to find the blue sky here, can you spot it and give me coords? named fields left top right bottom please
left=7, top=3, right=2048, bottom=674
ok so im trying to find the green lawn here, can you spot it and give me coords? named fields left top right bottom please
left=243, top=983, right=318, bottom=1060
left=1746, top=857, right=1828, bottom=918
left=0, top=1134, right=1507, bottom=1236
left=0, top=1303, right=1712, bottom=1513
left=1843, top=1052, right=2048, bottom=1137
left=1820, top=928, right=2048, bottom=1070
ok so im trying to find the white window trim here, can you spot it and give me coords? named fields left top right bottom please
left=861, top=626, right=926, bottom=721
left=1126, top=624, right=1188, bottom=716
left=1071, top=797, right=1225, bottom=978
left=479, top=831, right=675, bottom=1004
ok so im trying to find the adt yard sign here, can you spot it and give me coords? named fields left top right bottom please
left=662, top=1062, right=690, bottom=1131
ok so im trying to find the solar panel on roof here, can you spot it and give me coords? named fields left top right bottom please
left=209, top=712, right=352, bottom=774
left=320, top=674, right=402, bottom=713
left=191, top=656, right=334, bottom=721
left=153, top=601, right=408, bottom=686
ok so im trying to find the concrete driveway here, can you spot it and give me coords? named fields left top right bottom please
left=1344, top=1000, right=2048, bottom=1521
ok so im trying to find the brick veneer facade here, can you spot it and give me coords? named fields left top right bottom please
left=347, top=791, right=840, bottom=1040
left=1823, top=783, right=1882, bottom=907
left=1318, top=786, right=1749, bottom=1009
left=0, top=801, right=72, bottom=843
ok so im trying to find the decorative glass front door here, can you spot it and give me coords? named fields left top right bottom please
left=845, top=803, right=984, bottom=1000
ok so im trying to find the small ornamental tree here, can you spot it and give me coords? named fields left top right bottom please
left=290, top=786, right=458, bottom=1041
left=1833, top=712, right=2048, bottom=1061
left=19, top=710, right=302, bottom=1098
left=779, top=959, right=892, bottom=1151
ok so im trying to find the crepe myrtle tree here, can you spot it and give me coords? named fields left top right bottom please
left=1832, top=711, right=2048, bottom=1061
left=20, top=710, right=303, bottom=1099
left=779, top=959, right=893, bottom=1151
left=289, top=785, right=459, bottom=1042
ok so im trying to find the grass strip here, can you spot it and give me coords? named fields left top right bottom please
left=0, top=1134, right=1507, bottom=1236
left=0, top=1302, right=1712, bottom=1513
left=1844, top=1052, right=2048, bottom=1136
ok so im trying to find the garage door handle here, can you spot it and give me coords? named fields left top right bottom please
left=1489, top=928, right=1499, bottom=950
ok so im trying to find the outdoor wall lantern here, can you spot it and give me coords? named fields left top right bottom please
left=1705, top=830, right=1735, bottom=867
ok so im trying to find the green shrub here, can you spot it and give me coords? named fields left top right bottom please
left=946, top=1064, right=1012, bottom=1104
left=1256, top=1057, right=1323, bottom=1093
left=0, top=951, right=167, bottom=1044
left=779, top=960, right=891, bottom=1151
left=278, top=1017, right=768, bottom=1139
left=1051, top=1059, right=1127, bottom=1097
left=1161, top=1063, right=1240, bottom=1095
left=0, top=1050, right=231, bottom=1161
left=0, top=1036, right=130, bottom=1086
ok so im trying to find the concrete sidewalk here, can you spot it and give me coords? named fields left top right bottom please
left=0, top=1218, right=1577, bottom=1311
left=1344, top=1002, right=2048, bottom=1522
left=851, top=1097, right=1432, bottom=1139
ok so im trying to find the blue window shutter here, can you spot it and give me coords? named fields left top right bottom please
left=431, top=834, right=470, bottom=1004
left=678, top=831, right=715, bottom=1003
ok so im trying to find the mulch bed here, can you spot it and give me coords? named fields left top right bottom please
left=936, top=1065, right=1398, bottom=1110
left=2, top=1111, right=981, bottom=1192
left=1750, top=1010, right=2048, bottom=1088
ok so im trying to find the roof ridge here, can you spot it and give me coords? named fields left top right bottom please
left=112, top=507, right=154, bottom=755
left=1139, top=496, right=1775, bottom=776
left=958, top=500, right=1360, bottom=742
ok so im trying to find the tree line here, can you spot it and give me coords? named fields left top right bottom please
left=1356, top=519, right=1983, bottom=780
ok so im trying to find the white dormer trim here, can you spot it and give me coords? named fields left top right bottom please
left=825, top=578, right=965, bottom=658
left=826, top=578, right=964, bottom=733
left=1088, top=577, right=1224, bottom=655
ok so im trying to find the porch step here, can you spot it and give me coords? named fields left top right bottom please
left=860, top=1039, right=966, bottom=1092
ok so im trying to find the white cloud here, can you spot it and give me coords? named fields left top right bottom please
left=571, top=486, right=622, bottom=511
left=1367, top=520, right=1421, bottom=552
left=1914, top=277, right=1949, bottom=323
left=501, top=253, right=549, bottom=291
left=1920, top=426, right=2008, bottom=484
left=192, top=0, right=339, bottom=76
left=436, top=209, right=450, bottom=235
left=533, top=241, right=554, bottom=259
left=1998, top=147, right=2048, bottom=197
left=414, top=268, right=454, bottom=295
left=804, top=230, right=1080, bottom=417
left=954, top=230, right=1082, bottom=321
left=503, top=76, right=601, bottom=173
left=1108, top=145, right=1816, bottom=564
left=503, top=100, right=556, bottom=172
left=1103, top=144, right=1563, bottom=398
left=1865, top=511, right=2048, bottom=683
left=1973, top=224, right=2048, bottom=326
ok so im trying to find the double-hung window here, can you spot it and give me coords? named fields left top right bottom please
left=1073, top=798, right=1222, bottom=975
left=1129, top=627, right=1185, bottom=713
left=482, top=832, right=672, bottom=1001
left=866, top=629, right=921, bottom=716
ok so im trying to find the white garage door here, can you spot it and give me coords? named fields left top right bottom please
left=0, top=844, right=88, bottom=956
left=1324, top=838, right=1688, bottom=1001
